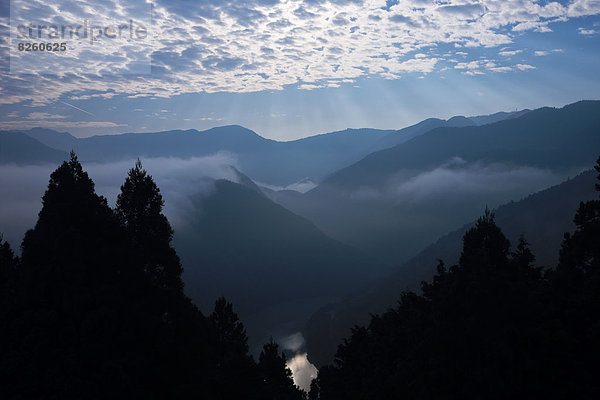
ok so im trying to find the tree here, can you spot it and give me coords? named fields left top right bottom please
left=458, top=208, right=510, bottom=273
left=0, top=236, right=18, bottom=373
left=258, top=338, right=305, bottom=400
left=0, top=236, right=18, bottom=302
left=20, top=151, right=123, bottom=287
left=207, top=297, right=264, bottom=399
left=115, top=159, right=183, bottom=292
left=551, top=155, right=600, bottom=395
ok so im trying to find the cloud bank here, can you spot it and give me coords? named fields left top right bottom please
left=390, top=159, right=563, bottom=204
left=349, top=157, right=566, bottom=205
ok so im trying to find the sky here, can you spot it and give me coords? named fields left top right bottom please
left=1, top=0, right=599, bottom=140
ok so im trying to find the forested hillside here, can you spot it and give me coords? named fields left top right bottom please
left=308, top=157, right=600, bottom=399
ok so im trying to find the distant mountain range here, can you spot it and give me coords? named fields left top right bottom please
left=0, top=109, right=528, bottom=186
left=304, top=168, right=600, bottom=367
left=0, top=131, right=67, bottom=164
left=317, top=101, right=598, bottom=190
left=272, top=101, right=600, bottom=266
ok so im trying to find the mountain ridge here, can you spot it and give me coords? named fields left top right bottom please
left=304, top=168, right=600, bottom=367
left=2, top=108, right=530, bottom=186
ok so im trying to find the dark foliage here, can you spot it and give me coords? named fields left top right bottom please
left=0, top=153, right=300, bottom=399
left=258, top=338, right=306, bottom=400
left=312, top=157, right=600, bottom=399
left=115, top=159, right=184, bottom=293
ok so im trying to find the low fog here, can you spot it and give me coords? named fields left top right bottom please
left=258, top=178, right=318, bottom=193
left=0, top=153, right=240, bottom=250
left=350, top=158, right=569, bottom=207
left=279, top=332, right=318, bottom=392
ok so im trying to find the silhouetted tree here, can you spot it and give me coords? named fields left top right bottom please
left=115, top=159, right=184, bottom=292
left=0, top=237, right=18, bottom=372
left=258, top=338, right=305, bottom=400
left=207, top=297, right=263, bottom=399
left=0, top=236, right=18, bottom=303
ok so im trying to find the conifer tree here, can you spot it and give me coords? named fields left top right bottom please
left=0, top=236, right=17, bottom=301
left=458, top=208, right=510, bottom=273
left=207, top=297, right=263, bottom=399
left=258, top=338, right=305, bottom=400
left=20, top=151, right=123, bottom=295
left=115, top=159, right=183, bottom=292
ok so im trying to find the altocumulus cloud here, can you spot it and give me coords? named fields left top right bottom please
left=2, top=0, right=600, bottom=104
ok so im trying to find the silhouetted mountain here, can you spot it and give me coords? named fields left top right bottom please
left=173, top=178, right=383, bottom=353
left=272, top=101, right=600, bottom=266
left=24, top=128, right=78, bottom=150
left=13, top=126, right=390, bottom=186
left=13, top=126, right=389, bottom=185
left=468, top=109, right=530, bottom=125
left=0, top=131, right=68, bottom=164
left=176, top=179, right=381, bottom=313
left=370, top=109, right=527, bottom=151
left=304, top=169, right=599, bottom=367
left=4, top=109, right=526, bottom=186
left=319, top=101, right=599, bottom=190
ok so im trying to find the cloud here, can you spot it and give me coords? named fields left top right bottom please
left=387, top=159, right=562, bottom=204
left=0, top=154, right=241, bottom=249
left=258, top=178, right=317, bottom=193
left=345, top=158, right=566, bottom=207
left=26, top=112, right=68, bottom=120
left=516, top=63, right=536, bottom=71
left=498, top=49, right=522, bottom=57
left=286, top=353, right=318, bottom=392
left=0, top=163, right=54, bottom=249
left=2, top=0, right=600, bottom=104
left=568, top=0, right=600, bottom=17
left=0, top=120, right=128, bottom=130
left=534, top=49, right=563, bottom=56
left=578, top=27, right=598, bottom=35
left=452, top=58, right=519, bottom=75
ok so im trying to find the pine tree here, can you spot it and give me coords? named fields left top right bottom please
left=258, top=338, right=305, bottom=400
left=459, top=208, right=510, bottom=273
left=207, top=297, right=264, bottom=399
left=115, top=159, right=183, bottom=292
left=20, top=151, right=124, bottom=296
left=551, top=155, right=600, bottom=396
left=0, top=236, right=17, bottom=301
